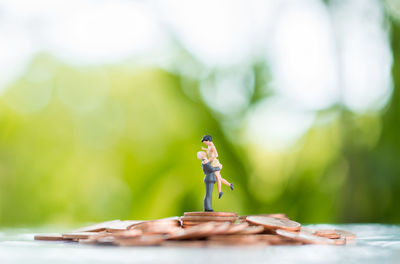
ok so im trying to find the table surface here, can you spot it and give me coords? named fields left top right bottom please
left=0, top=224, right=399, bottom=264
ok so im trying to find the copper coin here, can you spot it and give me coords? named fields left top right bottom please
left=106, top=220, right=144, bottom=232
left=181, top=221, right=233, bottom=227
left=168, top=222, right=217, bottom=240
left=181, top=216, right=237, bottom=222
left=299, top=227, right=315, bottom=234
left=79, top=238, right=96, bottom=244
left=181, top=223, right=204, bottom=228
left=208, top=222, right=232, bottom=235
left=94, top=235, right=115, bottom=245
left=141, top=225, right=182, bottom=235
left=314, top=229, right=341, bottom=239
left=181, top=222, right=231, bottom=235
left=146, top=226, right=182, bottom=235
left=113, top=229, right=143, bottom=238
left=236, top=225, right=265, bottom=235
left=181, top=221, right=202, bottom=226
left=206, top=235, right=267, bottom=247
left=246, top=216, right=301, bottom=231
left=265, top=214, right=289, bottom=220
left=276, top=229, right=346, bottom=245
left=131, top=219, right=181, bottom=234
left=177, top=222, right=232, bottom=237
left=225, top=223, right=249, bottom=234
left=115, top=235, right=166, bottom=246
left=184, top=212, right=238, bottom=217
left=244, top=214, right=289, bottom=220
left=207, top=234, right=254, bottom=241
left=255, top=234, right=299, bottom=245
left=332, top=238, right=347, bottom=245
left=238, top=216, right=247, bottom=223
left=141, top=219, right=180, bottom=226
left=34, top=234, right=64, bottom=241
left=335, top=229, right=356, bottom=239
left=62, top=232, right=102, bottom=240
left=208, top=234, right=260, bottom=244
left=79, top=232, right=112, bottom=244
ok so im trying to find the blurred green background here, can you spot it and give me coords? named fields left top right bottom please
left=1, top=0, right=400, bottom=226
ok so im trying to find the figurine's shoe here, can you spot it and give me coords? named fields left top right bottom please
left=218, top=192, right=224, bottom=199
left=205, top=209, right=214, bottom=212
left=230, top=183, right=234, bottom=190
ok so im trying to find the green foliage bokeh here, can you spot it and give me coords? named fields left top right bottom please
left=1, top=6, right=400, bottom=227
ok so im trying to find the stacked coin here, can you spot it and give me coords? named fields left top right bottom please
left=181, top=212, right=238, bottom=228
left=34, top=213, right=356, bottom=247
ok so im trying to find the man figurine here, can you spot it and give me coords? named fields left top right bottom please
left=197, top=151, right=220, bottom=212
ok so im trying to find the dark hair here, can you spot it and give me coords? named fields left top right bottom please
left=201, top=135, right=212, bottom=142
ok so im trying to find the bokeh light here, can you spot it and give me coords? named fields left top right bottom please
left=0, top=0, right=399, bottom=227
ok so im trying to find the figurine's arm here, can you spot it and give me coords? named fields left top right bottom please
left=202, top=158, right=209, bottom=164
left=203, top=161, right=220, bottom=172
left=201, top=147, right=208, bottom=151
left=211, top=166, right=221, bottom=172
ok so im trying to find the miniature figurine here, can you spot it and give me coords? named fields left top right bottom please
left=197, top=151, right=219, bottom=211
left=201, top=135, right=234, bottom=199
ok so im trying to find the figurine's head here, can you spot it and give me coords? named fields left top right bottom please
left=197, top=151, right=207, bottom=160
left=201, top=135, right=212, bottom=145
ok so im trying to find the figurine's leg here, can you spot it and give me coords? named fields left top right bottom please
left=204, top=181, right=214, bottom=211
left=215, top=171, right=222, bottom=193
left=215, top=171, right=224, bottom=199
left=220, top=175, right=234, bottom=191
left=220, top=178, right=231, bottom=187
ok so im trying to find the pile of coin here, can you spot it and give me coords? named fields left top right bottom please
left=34, top=212, right=356, bottom=247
